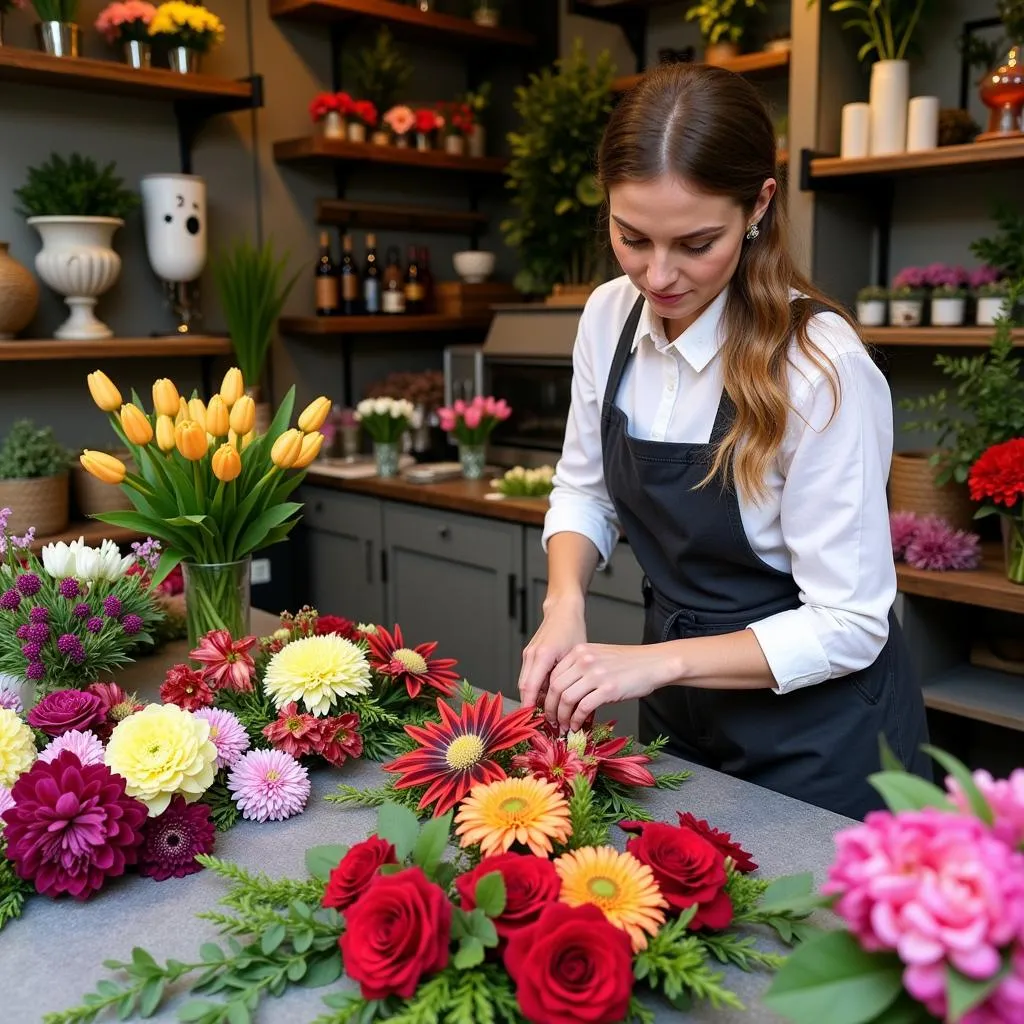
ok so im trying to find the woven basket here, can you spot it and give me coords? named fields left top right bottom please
left=71, top=451, right=134, bottom=518
left=888, top=450, right=975, bottom=531
left=0, top=472, right=70, bottom=536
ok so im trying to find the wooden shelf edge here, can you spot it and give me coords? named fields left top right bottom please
left=923, top=663, right=1024, bottom=732
left=0, top=336, right=232, bottom=361
left=279, top=313, right=493, bottom=335
left=865, top=326, right=1024, bottom=348
left=897, top=546, right=1023, bottom=615
left=315, top=198, right=487, bottom=234
left=612, top=48, right=789, bottom=92
left=274, top=136, right=507, bottom=174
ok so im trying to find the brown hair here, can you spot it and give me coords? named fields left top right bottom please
left=598, top=62, right=860, bottom=504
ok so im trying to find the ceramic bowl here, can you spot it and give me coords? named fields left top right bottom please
left=453, top=250, right=495, bottom=284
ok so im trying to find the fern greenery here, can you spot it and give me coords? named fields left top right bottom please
left=15, top=153, right=138, bottom=219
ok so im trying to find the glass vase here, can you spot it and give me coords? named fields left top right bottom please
left=459, top=443, right=487, bottom=480
left=1003, top=517, right=1024, bottom=585
left=182, top=557, right=252, bottom=649
left=374, top=440, right=401, bottom=478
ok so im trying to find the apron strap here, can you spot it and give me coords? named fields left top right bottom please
left=602, top=294, right=646, bottom=410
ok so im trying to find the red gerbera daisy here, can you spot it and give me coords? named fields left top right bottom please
left=677, top=812, right=758, bottom=873
left=313, top=712, right=364, bottom=767
left=366, top=624, right=460, bottom=699
left=511, top=732, right=592, bottom=798
left=383, top=693, right=540, bottom=816
left=262, top=701, right=320, bottom=759
left=160, top=664, right=214, bottom=711
left=189, top=629, right=257, bottom=692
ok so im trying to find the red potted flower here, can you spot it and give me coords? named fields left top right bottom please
left=438, top=101, right=475, bottom=156
left=308, top=91, right=349, bottom=140
left=968, top=436, right=1024, bottom=584
left=347, top=99, right=379, bottom=145
left=413, top=108, right=443, bottom=152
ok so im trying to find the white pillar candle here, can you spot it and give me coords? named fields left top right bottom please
left=906, top=95, right=940, bottom=152
left=841, top=102, right=871, bottom=159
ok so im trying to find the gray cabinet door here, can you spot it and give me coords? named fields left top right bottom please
left=383, top=504, right=524, bottom=700
left=300, top=487, right=385, bottom=625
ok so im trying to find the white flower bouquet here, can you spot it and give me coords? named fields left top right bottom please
left=354, top=397, right=414, bottom=444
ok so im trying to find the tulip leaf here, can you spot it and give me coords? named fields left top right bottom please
left=236, top=502, right=303, bottom=558
left=150, top=547, right=186, bottom=590
left=93, top=509, right=168, bottom=535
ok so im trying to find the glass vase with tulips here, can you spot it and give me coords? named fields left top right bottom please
left=437, top=395, right=511, bottom=479
left=80, top=366, right=331, bottom=646
left=354, top=397, right=413, bottom=477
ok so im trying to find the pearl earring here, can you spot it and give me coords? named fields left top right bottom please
left=745, top=222, right=760, bottom=240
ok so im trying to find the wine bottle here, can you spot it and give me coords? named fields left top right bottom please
left=404, top=243, right=425, bottom=315
left=339, top=233, right=361, bottom=315
left=314, top=231, right=338, bottom=316
left=417, top=245, right=434, bottom=314
left=382, top=246, right=406, bottom=315
left=363, top=233, right=381, bottom=315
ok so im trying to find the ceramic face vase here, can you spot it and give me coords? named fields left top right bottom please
left=140, top=173, right=207, bottom=282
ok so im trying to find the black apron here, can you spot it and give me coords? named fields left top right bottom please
left=600, top=295, right=932, bottom=820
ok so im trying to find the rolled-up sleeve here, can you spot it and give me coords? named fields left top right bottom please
left=746, top=344, right=898, bottom=695
left=541, top=305, right=620, bottom=566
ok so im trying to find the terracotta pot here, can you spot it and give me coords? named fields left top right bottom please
left=704, top=41, right=739, bottom=65
left=888, top=451, right=976, bottom=531
left=0, top=242, right=39, bottom=339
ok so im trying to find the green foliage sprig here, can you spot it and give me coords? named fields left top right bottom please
left=15, top=153, right=138, bottom=219
left=807, top=0, right=932, bottom=63
left=970, top=202, right=1024, bottom=281
left=685, top=0, right=766, bottom=46
left=343, top=26, right=412, bottom=115
left=0, top=419, right=70, bottom=480
left=31, top=0, right=78, bottom=23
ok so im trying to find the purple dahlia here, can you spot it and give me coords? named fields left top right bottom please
left=138, top=796, right=216, bottom=881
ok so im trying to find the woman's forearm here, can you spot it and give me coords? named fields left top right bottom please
left=543, top=531, right=602, bottom=614
left=663, top=629, right=777, bottom=691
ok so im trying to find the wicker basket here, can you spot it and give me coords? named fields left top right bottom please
left=888, top=450, right=976, bottom=531
left=0, top=472, right=70, bottom=536
left=71, top=451, right=134, bottom=517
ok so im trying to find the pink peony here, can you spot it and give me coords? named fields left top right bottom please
left=825, top=808, right=1024, bottom=1011
left=947, top=768, right=1024, bottom=851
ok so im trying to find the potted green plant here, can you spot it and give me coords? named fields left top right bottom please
left=855, top=285, right=888, bottom=326
left=502, top=40, right=615, bottom=301
left=972, top=273, right=1012, bottom=325
left=32, top=0, right=80, bottom=57
left=0, top=419, right=71, bottom=537
left=684, top=0, right=766, bottom=63
left=462, top=81, right=491, bottom=158
left=15, top=153, right=138, bottom=341
left=211, top=237, right=301, bottom=433
left=970, top=202, right=1024, bottom=282
left=343, top=26, right=412, bottom=121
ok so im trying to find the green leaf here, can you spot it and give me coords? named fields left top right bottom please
left=236, top=501, right=303, bottom=558
left=139, top=977, right=166, bottom=1017
left=453, top=936, right=486, bottom=969
left=226, top=1001, right=251, bottom=1024
left=867, top=771, right=955, bottom=814
left=946, top=960, right=1010, bottom=1021
left=305, top=844, right=348, bottom=882
left=473, top=872, right=507, bottom=919
left=287, top=959, right=308, bottom=982
left=376, top=802, right=420, bottom=861
left=922, top=745, right=994, bottom=826
left=300, top=953, right=343, bottom=988
left=131, top=947, right=160, bottom=976
left=865, top=992, right=937, bottom=1022
left=98, top=980, right=121, bottom=997
left=261, top=923, right=287, bottom=955
left=293, top=928, right=315, bottom=954
left=411, top=811, right=452, bottom=876
left=93, top=509, right=167, bottom=534
left=758, top=872, right=833, bottom=917
left=878, top=735, right=907, bottom=774
left=177, top=1001, right=218, bottom=1022
left=763, top=932, right=904, bottom=1024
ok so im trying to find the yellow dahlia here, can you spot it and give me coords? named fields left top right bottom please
left=0, top=707, right=35, bottom=787
left=555, top=846, right=667, bottom=952
left=263, top=634, right=371, bottom=716
left=454, top=776, right=571, bottom=857
left=104, top=703, right=218, bottom=816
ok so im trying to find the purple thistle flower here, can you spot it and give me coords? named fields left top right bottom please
left=103, top=596, right=122, bottom=618
left=58, top=578, right=80, bottom=599
left=72, top=603, right=91, bottom=619
left=15, top=624, right=31, bottom=640
left=27, top=623, right=50, bottom=643
left=25, top=662, right=45, bottom=681
left=15, top=573, right=41, bottom=597
left=29, top=606, right=48, bottom=623
left=120, top=614, right=144, bottom=636
left=57, top=634, right=86, bottom=664
left=86, top=617, right=104, bottom=634
left=0, top=589, right=21, bottom=611
left=21, top=642, right=42, bottom=660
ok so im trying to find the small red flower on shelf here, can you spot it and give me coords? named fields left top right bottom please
left=414, top=108, right=443, bottom=134
left=968, top=437, right=1024, bottom=510
left=349, top=99, right=378, bottom=128
left=308, top=91, right=351, bottom=122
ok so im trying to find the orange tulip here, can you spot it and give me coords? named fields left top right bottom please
left=152, top=378, right=180, bottom=418
left=188, top=397, right=207, bottom=432
left=219, top=367, right=245, bottom=408
left=270, top=428, right=303, bottom=469
left=206, top=394, right=229, bottom=437
left=155, top=414, right=176, bottom=452
left=292, top=431, right=324, bottom=469
left=80, top=449, right=126, bottom=485
left=119, top=403, right=154, bottom=446
left=87, top=370, right=122, bottom=413
left=229, top=395, right=255, bottom=436
left=174, top=420, right=208, bottom=461
left=211, top=443, right=242, bottom=482
left=298, top=396, right=331, bottom=433
left=175, top=396, right=189, bottom=425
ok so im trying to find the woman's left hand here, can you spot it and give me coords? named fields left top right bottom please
left=542, top=642, right=677, bottom=733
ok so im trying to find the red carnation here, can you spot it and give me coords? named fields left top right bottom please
left=313, top=712, right=363, bottom=767
left=969, top=438, right=1024, bottom=509
left=263, top=702, right=320, bottom=758
left=322, top=835, right=397, bottom=912
left=677, top=812, right=758, bottom=873
left=160, top=664, right=214, bottom=711
left=339, top=867, right=450, bottom=1000
left=314, top=615, right=359, bottom=642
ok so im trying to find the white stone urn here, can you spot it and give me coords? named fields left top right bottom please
left=26, top=215, right=123, bottom=339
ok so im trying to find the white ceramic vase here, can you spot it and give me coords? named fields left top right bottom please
left=140, top=173, right=207, bottom=283
left=976, top=296, right=1011, bottom=325
left=27, top=216, right=123, bottom=339
left=889, top=298, right=923, bottom=326
left=322, top=110, right=345, bottom=139
left=930, top=297, right=965, bottom=326
left=856, top=299, right=887, bottom=326
left=869, top=59, right=909, bottom=155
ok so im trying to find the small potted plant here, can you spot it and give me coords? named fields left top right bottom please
left=855, top=284, right=888, bottom=326
left=31, top=0, right=79, bottom=57
left=437, top=395, right=512, bottom=480
left=309, top=91, right=349, bottom=140
left=95, top=0, right=156, bottom=67
left=15, top=153, right=138, bottom=341
left=925, top=262, right=969, bottom=326
left=414, top=107, right=443, bottom=151
left=354, top=397, right=414, bottom=478
left=347, top=99, right=378, bottom=144
left=438, top=100, right=475, bottom=156
left=685, top=0, right=766, bottom=63
left=343, top=26, right=412, bottom=123
left=0, top=419, right=71, bottom=537
left=972, top=267, right=1012, bottom=325
left=461, top=82, right=491, bottom=158
left=888, top=266, right=927, bottom=326
left=148, top=0, right=224, bottom=74
left=383, top=104, right=415, bottom=147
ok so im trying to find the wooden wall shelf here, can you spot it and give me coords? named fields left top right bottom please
left=0, top=336, right=232, bottom=361
left=29, top=521, right=142, bottom=555
left=923, top=664, right=1024, bottom=733
left=316, top=199, right=487, bottom=235
left=267, top=0, right=535, bottom=47
left=0, top=46, right=255, bottom=106
left=274, top=136, right=507, bottom=175
left=865, top=326, right=1024, bottom=348
left=612, top=49, right=789, bottom=92
left=280, top=314, right=493, bottom=335
left=897, top=546, right=1023, bottom=615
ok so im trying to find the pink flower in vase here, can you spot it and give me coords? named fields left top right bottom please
left=437, top=408, right=457, bottom=432
left=462, top=406, right=483, bottom=430
left=94, top=0, right=156, bottom=43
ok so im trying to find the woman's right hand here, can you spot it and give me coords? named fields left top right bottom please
left=517, top=598, right=587, bottom=715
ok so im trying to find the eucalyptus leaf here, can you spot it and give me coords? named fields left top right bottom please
left=305, top=844, right=348, bottom=882
left=376, top=802, right=420, bottom=861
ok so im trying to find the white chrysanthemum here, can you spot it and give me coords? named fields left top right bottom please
left=41, top=539, right=78, bottom=578
left=0, top=708, right=35, bottom=787
left=104, top=703, right=218, bottom=816
left=263, top=634, right=372, bottom=716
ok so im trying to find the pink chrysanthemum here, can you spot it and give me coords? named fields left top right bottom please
left=0, top=688, right=22, bottom=714
left=138, top=795, right=216, bottom=881
left=192, top=707, right=250, bottom=769
left=39, top=729, right=105, bottom=766
left=889, top=510, right=920, bottom=559
left=903, top=515, right=982, bottom=571
left=226, top=748, right=310, bottom=822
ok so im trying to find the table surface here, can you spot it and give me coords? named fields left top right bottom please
left=3, top=612, right=852, bottom=1024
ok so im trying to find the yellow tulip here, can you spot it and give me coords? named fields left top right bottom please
left=220, top=367, right=245, bottom=408
left=188, top=397, right=207, bottom=432
left=229, top=395, right=255, bottom=436
left=155, top=414, right=176, bottom=452
left=298, top=396, right=331, bottom=433
left=292, top=431, right=324, bottom=469
left=80, top=449, right=126, bottom=485
left=175, top=420, right=208, bottom=461
left=270, top=428, right=303, bottom=469
left=152, top=378, right=180, bottom=418
left=241, top=430, right=255, bottom=450
left=120, top=403, right=154, bottom=446
left=87, top=370, right=122, bottom=413
left=211, top=443, right=242, bottom=482
left=175, top=396, right=189, bottom=425
left=206, top=394, right=230, bottom=437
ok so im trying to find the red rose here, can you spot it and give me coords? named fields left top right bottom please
left=339, top=867, right=451, bottom=1000
left=504, top=902, right=634, bottom=1024
left=455, top=853, right=561, bottom=944
left=27, top=689, right=105, bottom=737
left=677, top=812, right=758, bottom=874
left=322, top=835, right=397, bottom=912
left=619, top=820, right=732, bottom=930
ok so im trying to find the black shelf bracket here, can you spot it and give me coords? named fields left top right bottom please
left=568, top=0, right=648, bottom=73
left=174, top=73, right=265, bottom=174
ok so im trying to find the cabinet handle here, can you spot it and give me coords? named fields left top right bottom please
left=507, top=573, right=517, bottom=620
left=519, top=584, right=527, bottom=636
left=364, top=540, right=374, bottom=585
left=438, top=526, right=451, bottom=540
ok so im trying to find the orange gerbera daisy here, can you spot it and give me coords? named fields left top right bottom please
left=382, top=692, right=539, bottom=816
left=454, top=776, right=572, bottom=857
left=366, top=624, right=460, bottom=699
left=555, top=846, right=667, bottom=952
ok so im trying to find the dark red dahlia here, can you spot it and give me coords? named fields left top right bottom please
left=138, top=796, right=216, bottom=880
left=314, top=615, right=360, bottom=642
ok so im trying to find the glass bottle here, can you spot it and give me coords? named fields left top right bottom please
left=339, top=232, right=361, bottom=315
left=314, top=230, right=338, bottom=316
left=404, top=244, right=425, bottom=314
left=382, top=246, right=406, bottom=315
left=363, top=232, right=381, bottom=315
left=417, top=245, right=434, bottom=313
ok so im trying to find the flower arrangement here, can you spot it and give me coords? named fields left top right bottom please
left=437, top=100, right=476, bottom=137
left=968, top=436, right=1024, bottom=583
left=383, top=103, right=415, bottom=138
left=0, top=511, right=162, bottom=699
left=890, top=265, right=928, bottom=298
left=924, top=262, right=969, bottom=298
left=349, top=98, right=378, bottom=128
left=354, top=396, right=414, bottom=444
left=53, top=774, right=816, bottom=1023
left=308, top=91, right=350, bottom=123
left=970, top=264, right=1008, bottom=296
left=491, top=464, right=555, bottom=498
left=95, top=0, right=156, bottom=43
left=79, top=366, right=330, bottom=646
left=414, top=107, right=444, bottom=137
left=889, top=510, right=982, bottom=571
left=764, top=745, right=1024, bottom=1024
left=856, top=284, right=888, bottom=302
left=148, top=1, right=224, bottom=52
left=437, top=395, right=512, bottom=446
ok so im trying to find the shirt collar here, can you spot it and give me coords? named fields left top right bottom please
left=632, top=286, right=729, bottom=372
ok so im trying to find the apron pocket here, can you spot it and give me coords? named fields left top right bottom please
left=847, top=642, right=893, bottom=706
